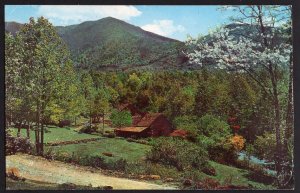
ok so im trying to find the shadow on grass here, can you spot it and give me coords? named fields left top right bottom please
left=243, top=170, right=276, bottom=185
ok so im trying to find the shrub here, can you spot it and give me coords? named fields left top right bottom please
left=50, top=152, right=127, bottom=171
left=198, top=114, right=231, bottom=138
left=196, top=115, right=237, bottom=164
left=201, top=165, right=217, bottom=176
left=105, top=159, right=127, bottom=171
left=253, top=131, right=276, bottom=162
left=125, top=162, right=179, bottom=179
left=229, top=135, right=246, bottom=151
left=195, top=177, right=220, bottom=190
left=110, top=109, right=132, bottom=127
left=102, top=131, right=116, bottom=138
left=58, top=120, right=71, bottom=127
left=126, top=138, right=135, bottom=142
left=147, top=137, right=209, bottom=171
left=206, top=140, right=238, bottom=164
left=44, top=147, right=55, bottom=160
left=173, top=116, right=198, bottom=141
left=6, top=130, right=33, bottom=155
left=57, top=183, right=104, bottom=190
left=88, top=155, right=106, bottom=168
left=79, top=123, right=98, bottom=134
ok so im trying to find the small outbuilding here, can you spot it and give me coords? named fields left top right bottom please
left=169, top=129, right=188, bottom=139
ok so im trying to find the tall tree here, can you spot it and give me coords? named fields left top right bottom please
left=185, top=5, right=292, bottom=185
left=18, top=17, right=74, bottom=155
left=80, top=71, right=96, bottom=127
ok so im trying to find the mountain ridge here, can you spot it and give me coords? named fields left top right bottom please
left=5, top=17, right=188, bottom=71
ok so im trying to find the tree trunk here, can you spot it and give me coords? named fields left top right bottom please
left=270, top=72, right=283, bottom=180
left=40, top=121, right=44, bottom=155
left=35, top=101, right=41, bottom=155
left=279, top=52, right=294, bottom=188
left=17, top=124, right=21, bottom=137
left=284, top=53, right=293, bottom=149
left=40, top=98, right=46, bottom=155
left=26, top=121, right=30, bottom=139
left=90, top=103, right=92, bottom=129
left=102, top=113, right=105, bottom=133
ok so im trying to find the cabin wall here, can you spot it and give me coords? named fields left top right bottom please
left=115, top=128, right=150, bottom=138
left=148, top=116, right=173, bottom=137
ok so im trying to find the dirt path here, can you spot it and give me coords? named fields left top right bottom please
left=6, top=154, right=177, bottom=190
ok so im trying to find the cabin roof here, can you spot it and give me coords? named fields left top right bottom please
left=115, top=127, right=148, bottom=133
left=135, top=113, right=163, bottom=127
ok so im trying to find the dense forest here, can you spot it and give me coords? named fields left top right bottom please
left=5, top=5, right=293, bottom=190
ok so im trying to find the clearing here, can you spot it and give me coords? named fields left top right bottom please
left=9, top=126, right=100, bottom=143
left=47, top=137, right=150, bottom=162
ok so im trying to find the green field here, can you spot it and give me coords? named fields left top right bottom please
left=48, top=138, right=151, bottom=162
left=9, top=126, right=100, bottom=143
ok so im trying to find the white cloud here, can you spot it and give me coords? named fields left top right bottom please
left=37, top=5, right=142, bottom=26
left=141, top=20, right=185, bottom=36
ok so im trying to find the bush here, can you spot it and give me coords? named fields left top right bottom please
left=195, top=177, right=220, bottom=190
left=105, top=159, right=127, bottom=171
left=229, top=135, right=246, bottom=151
left=49, top=152, right=127, bottom=171
left=147, top=137, right=209, bottom=171
left=198, top=114, right=231, bottom=138
left=110, top=109, right=132, bottom=127
left=102, top=131, right=116, bottom=138
left=79, top=123, right=98, bottom=134
left=196, top=115, right=237, bottom=164
left=201, top=165, right=217, bottom=176
left=173, top=116, right=199, bottom=141
left=57, top=183, right=103, bottom=190
left=125, top=162, right=179, bottom=179
left=58, top=120, right=71, bottom=127
left=253, top=131, right=276, bottom=162
left=6, top=130, right=33, bottom=155
left=206, top=141, right=238, bottom=164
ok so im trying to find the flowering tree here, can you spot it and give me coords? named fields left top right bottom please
left=185, top=5, right=292, bottom=187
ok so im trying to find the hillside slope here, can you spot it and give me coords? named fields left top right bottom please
left=5, top=18, right=188, bottom=71
left=56, top=17, right=188, bottom=71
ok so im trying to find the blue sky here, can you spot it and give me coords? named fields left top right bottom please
left=5, top=5, right=236, bottom=41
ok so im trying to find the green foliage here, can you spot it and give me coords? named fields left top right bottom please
left=196, top=115, right=236, bottom=164
left=173, top=115, right=198, bottom=141
left=253, top=131, right=276, bottom=162
left=110, top=109, right=132, bottom=127
left=198, top=114, right=231, bottom=140
left=55, top=17, right=186, bottom=70
left=79, top=124, right=98, bottom=134
left=245, top=144, right=255, bottom=160
left=147, top=137, right=209, bottom=171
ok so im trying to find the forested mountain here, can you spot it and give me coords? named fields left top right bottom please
left=5, top=17, right=189, bottom=71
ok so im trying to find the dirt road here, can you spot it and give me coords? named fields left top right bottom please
left=6, top=154, right=177, bottom=190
